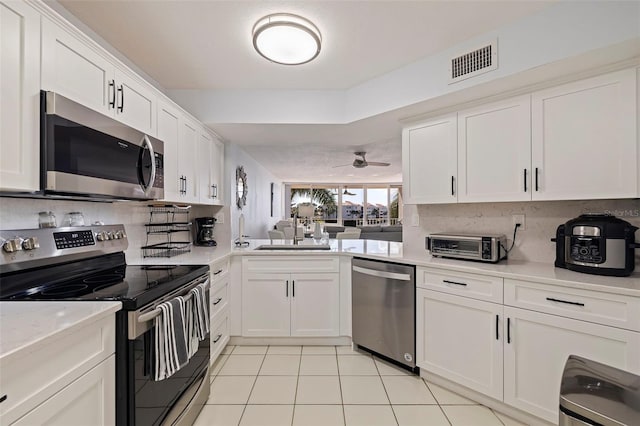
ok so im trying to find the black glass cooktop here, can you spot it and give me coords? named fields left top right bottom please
left=0, top=252, right=208, bottom=310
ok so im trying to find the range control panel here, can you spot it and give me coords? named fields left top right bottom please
left=54, top=230, right=96, bottom=249
left=0, top=225, right=128, bottom=270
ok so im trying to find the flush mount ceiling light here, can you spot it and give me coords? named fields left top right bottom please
left=252, top=13, right=321, bottom=65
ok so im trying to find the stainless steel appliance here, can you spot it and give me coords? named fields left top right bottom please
left=351, top=258, right=417, bottom=371
left=0, top=225, right=209, bottom=425
left=194, top=217, right=217, bottom=247
left=560, top=355, right=640, bottom=425
left=426, top=233, right=507, bottom=263
left=553, top=214, right=639, bottom=277
left=41, top=91, right=164, bottom=200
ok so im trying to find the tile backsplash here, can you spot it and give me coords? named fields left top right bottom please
left=403, top=199, right=640, bottom=264
left=0, top=197, right=228, bottom=259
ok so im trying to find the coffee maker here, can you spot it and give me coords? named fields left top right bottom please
left=194, top=217, right=217, bottom=246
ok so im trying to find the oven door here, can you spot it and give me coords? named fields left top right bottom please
left=117, top=278, right=210, bottom=426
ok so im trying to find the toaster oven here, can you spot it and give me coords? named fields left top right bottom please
left=426, top=233, right=507, bottom=263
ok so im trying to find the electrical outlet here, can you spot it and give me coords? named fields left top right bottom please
left=216, top=212, right=224, bottom=224
left=411, top=214, right=420, bottom=227
left=512, top=214, right=525, bottom=230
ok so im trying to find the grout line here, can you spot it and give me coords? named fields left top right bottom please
left=423, top=381, right=454, bottom=426
left=378, top=369, right=400, bottom=425
left=335, top=346, right=347, bottom=426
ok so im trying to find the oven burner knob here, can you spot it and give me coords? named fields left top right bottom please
left=115, top=230, right=126, bottom=240
left=22, top=237, right=39, bottom=251
left=96, top=231, right=108, bottom=241
left=107, top=231, right=116, bottom=240
left=3, top=238, right=23, bottom=253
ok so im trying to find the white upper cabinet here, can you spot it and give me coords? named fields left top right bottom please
left=211, top=138, right=225, bottom=205
left=178, top=118, right=200, bottom=203
left=531, top=69, right=637, bottom=200
left=157, top=101, right=181, bottom=201
left=402, top=114, right=457, bottom=204
left=113, top=69, right=156, bottom=136
left=0, top=1, right=41, bottom=192
left=41, top=18, right=156, bottom=135
left=457, top=96, right=532, bottom=202
left=198, top=129, right=223, bottom=205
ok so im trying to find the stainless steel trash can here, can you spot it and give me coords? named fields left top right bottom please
left=560, top=355, right=640, bottom=426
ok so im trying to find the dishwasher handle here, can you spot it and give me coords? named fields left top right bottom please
left=352, top=265, right=412, bottom=281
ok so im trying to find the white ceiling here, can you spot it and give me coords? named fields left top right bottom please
left=56, top=0, right=558, bottom=182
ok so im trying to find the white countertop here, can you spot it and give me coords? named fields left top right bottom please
left=230, top=239, right=640, bottom=297
left=0, top=301, right=121, bottom=362
left=126, top=246, right=230, bottom=266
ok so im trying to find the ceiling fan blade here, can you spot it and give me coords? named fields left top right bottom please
left=332, top=164, right=353, bottom=168
left=367, top=161, right=390, bottom=167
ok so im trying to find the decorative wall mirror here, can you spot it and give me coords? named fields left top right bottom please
left=236, top=166, right=247, bottom=209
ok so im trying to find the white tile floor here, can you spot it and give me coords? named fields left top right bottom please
left=194, top=345, right=530, bottom=426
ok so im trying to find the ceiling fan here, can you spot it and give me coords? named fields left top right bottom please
left=333, top=151, right=390, bottom=169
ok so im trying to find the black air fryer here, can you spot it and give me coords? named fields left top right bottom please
left=552, top=214, right=639, bottom=277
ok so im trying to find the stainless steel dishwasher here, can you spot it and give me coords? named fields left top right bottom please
left=352, top=257, right=417, bottom=371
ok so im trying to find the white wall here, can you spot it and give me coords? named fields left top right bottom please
left=0, top=198, right=226, bottom=261
left=402, top=199, right=640, bottom=265
left=225, top=143, right=283, bottom=241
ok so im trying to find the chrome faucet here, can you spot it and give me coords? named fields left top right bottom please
left=292, top=214, right=298, bottom=245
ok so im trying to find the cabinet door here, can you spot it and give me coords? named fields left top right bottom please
left=290, top=273, right=340, bottom=337
left=198, top=131, right=215, bottom=205
left=503, top=306, right=640, bottom=423
left=242, top=273, right=291, bottom=336
left=113, top=69, right=156, bottom=135
left=157, top=101, right=181, bottom=202
left=12, top=355, right=115, bottom=426
left=402, top=114, right=457, bottom=204
left=211, top=139, right=225, bottom=205
left=178, top=119, right=199, bottom=202
left=41, top=18, right=114, bottom=115
left=0, top=0, right=40, bottom=192
left=531, top=69, right=638, bottom=200
left=458, top=96, right=531, bottom=202
left=416, top=289, right=503, bottom=400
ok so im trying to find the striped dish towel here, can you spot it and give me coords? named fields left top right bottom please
left=154, top=297, right=189, bottom=381
left=186, top=280, right=210, bottom=356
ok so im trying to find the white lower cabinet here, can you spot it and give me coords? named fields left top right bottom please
left=416, top=266, right=640, bottom=425
left=503, top=306, right=640, bottom=423
left=12, top=355, right=115, bottom=426
left=416, top=288, right=503, bottom=400
left=241, top=257, right=340, bottom=337
left=243, top=272, right=340, bottom=337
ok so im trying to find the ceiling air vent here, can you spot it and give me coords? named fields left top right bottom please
left=449, top=40, right=497, bottom=84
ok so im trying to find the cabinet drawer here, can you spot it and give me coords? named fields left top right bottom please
left=504, top=279, right=640, bottom=331
left=0, top=316, right=115, bottom=424
left=210, top=314, right=230, bottom=360
left=211, top=257, right=230, bottom=283
left=417, top=267, right=503, bottom=303
left=243, top=256, right=339, bottom=273
left=210, top=281, right=228, bottom=319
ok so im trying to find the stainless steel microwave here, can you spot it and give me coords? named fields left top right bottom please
left=41, top=91, right=164, bottom=200
left=426, top=233, right=507, bottom=263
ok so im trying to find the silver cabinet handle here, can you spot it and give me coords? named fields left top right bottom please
left=213, top=334, right=222, bottom=343
left=352, top=266, right=411, bottom=281
left=212, top=298, right=222, bottom=305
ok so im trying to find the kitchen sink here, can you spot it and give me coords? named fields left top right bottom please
left=254, top=244, right=331, bottom=251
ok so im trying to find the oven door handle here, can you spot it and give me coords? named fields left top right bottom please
left=128, top=274, right=209, bottom=340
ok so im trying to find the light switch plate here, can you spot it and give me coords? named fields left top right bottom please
left=216, top=211, right=225, bottom=224
left=411, top=214, right=420, bottom=227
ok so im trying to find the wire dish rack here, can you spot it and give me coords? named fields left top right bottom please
left=142, top=205, right=192, bottom=258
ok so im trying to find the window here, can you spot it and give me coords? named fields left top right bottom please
left=286, top=184, right=402, bottom=227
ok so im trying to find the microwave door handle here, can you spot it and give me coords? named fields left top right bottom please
left=140, top=135, right=157, bottom=196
